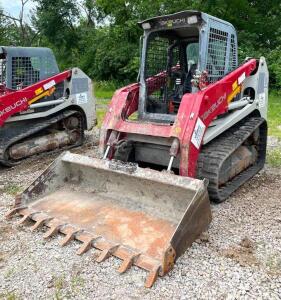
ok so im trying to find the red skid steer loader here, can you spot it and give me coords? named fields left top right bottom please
left=6, top=11, right=268, bottom=287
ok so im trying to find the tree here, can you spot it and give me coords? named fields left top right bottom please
left=1, top=0, right=280, bottom=88
left=33, top=0, right=81, bottom=68
left=0, top=0, right=38, bottom=46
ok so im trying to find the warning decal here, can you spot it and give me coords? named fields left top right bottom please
left=76, top=92, right=88, bottom=104
left=191, top=117, right=206, bottom=149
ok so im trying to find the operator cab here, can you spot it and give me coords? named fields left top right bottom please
left=138, top=11, right=238, bottom=123
left=145, top=30, right=199, bottom=115
left=0, top=47, right=59, bottom=92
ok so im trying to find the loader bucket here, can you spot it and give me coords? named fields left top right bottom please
left=6, top=152, right=211, bottom=287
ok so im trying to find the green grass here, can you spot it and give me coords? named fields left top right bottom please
left=0, top=291, right=18, bottom=300
left=1, top=184, right=22, bottom=196
left=267, top=148, right=281, bottom=167
left=94, top=81, right=115, bottom=127
left=96, top=108, right=107, bottom=128
left=94, top=81, right=116, bottom=99
left=268, top=94, right=281, bottom=139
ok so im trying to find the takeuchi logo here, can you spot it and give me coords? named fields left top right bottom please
left=201, top=93, right=226, bottom=121
left=0, top=98, right=28, bottom=117
left=159, top=18, right=188, bottom=27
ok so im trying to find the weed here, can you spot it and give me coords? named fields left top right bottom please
left=94, top=81, right=117, bottom=99
left=0, top=291, right=18, bottom=300
left=3, top=184, right=22, bottom=196
left=267, top=148, right=281, bottom=167
left=71, top=275, right=85, bottom=292
left=53, top=276, right=65, bottom=300
left=4, top=268, right=15, bottom=279
left=268, top=94, right=281, bottom=139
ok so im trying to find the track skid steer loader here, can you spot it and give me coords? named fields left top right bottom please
left=7, top=11, right=268, bottom=287
left=0, top=47, right=96, bottom=165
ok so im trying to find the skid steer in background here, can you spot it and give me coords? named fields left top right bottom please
left=6, top=11, right=268, bottom=287
left=0, top=46, right=96, bottom=166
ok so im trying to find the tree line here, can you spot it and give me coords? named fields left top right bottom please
left=0, top=0, right=281, bottom=90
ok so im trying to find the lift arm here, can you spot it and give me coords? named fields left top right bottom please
left=0, top=70, right=72, bottom=127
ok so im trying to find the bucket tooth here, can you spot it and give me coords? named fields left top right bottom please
left=43, top=221, right=66, bottom=239
left=96, top=245, right=120, bottom=263
left=145, top=266, right=160, bottom=288
left=5, top=206, right=27, bottom=219
left=17, top=211, right=36, bottom=225
left=118, top=253, right=140, bottom=273
left=60, top=229, right=80, bottom=247
left=31, top=216, right=53, bottom=231
left=76, top=236, right=97, bottom=255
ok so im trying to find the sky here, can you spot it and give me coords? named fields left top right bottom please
left=0, top=0, right=36, bottom=18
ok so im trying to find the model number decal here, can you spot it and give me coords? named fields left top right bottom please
left=191, top=117, right=206, bottom=149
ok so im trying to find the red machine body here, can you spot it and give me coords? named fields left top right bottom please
left=101, top=59, right=257, bottom=177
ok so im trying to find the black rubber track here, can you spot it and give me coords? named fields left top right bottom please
left=197, top=116, right=267, bottom=203
left=0, top=110, right=84, bottom=167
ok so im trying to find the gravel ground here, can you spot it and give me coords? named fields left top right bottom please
left=0, top=132, right=281, bottom=299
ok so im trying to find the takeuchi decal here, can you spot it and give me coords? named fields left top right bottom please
left=201, top=93, right=226, bottom=121
left=159, top=18, right=188, bottom=27
left=0, top=98, right=28, bottom=117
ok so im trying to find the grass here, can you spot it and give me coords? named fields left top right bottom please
left=94, top=82, right=115, bottom=127
left=266, top=148, right=281, bottom=167
left=70, top=275, right=85, bottom=292
left=96, top=108, right=107, bottom=128
left=53, top=276, right=65, bottom=300
left=94, top=81, right=116, bottom=99
left=4, top=268, right=15, bottom=279
left=2, top=184, right=22, bottom=196
left=0, top=292, right=18, bottom=300
left=268, top=94, right=281, bottom=139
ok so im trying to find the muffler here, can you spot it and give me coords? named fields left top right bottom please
left=6, top=152, right=211, bottom=287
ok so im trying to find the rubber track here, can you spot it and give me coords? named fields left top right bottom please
left=0, top=110, right=84, bottom=166
left=197, top=117, right=267, bottom=202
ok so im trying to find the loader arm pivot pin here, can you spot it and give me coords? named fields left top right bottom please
left=103, top=130, right=120, bottom=160
left=103, top=145, right=111, bottom=160
left=167, top=156, right=174, bottom=172
left=167, top=138, right=180, bottom=171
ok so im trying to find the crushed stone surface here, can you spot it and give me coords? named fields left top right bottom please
left=0, top=132, right=280, bottom=299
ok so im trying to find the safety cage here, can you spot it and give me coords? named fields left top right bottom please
left=0, top=47, right=60, bottom=90
left=138, top=11, right=238, bottom=122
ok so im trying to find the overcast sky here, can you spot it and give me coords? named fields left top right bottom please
left=0, top=0, right=36, bottom=18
